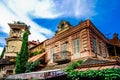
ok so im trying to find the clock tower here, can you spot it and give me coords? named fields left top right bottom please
left=4, top=21, right=29, bottom=59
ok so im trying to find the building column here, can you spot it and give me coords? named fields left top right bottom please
left=87, top=28, right=91, bottom=56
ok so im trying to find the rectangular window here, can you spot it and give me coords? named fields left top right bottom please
left=50, top=48, right=54, bottom=62
left=61, top=43, right=67, bottom=51
left=98, top=43, right=102, bottom=56
left=104, top=46, right=107, bottom=58
left=92, top=38, right=97, bottom=57
left=73, top=38, right=80, bottom=54
left=104, top=47, right=107, bottom=54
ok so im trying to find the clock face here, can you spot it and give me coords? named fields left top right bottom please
left=8, top=41, right=16, bottom=52
left=11, top=46, right=15, bottom=52
left=8, top=45, right=15, bottom=52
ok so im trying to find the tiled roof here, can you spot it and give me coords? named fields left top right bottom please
left=29, top=42, right=44, bottom=50
left=76, top=58, right=120, bottom=70
left=76, top=65, right=120, bottom=71
left=28, top=40, right=40, bottom=45
left=80, top=58, right=110, bottom=66
left=40, top=61, right=73, bottom=71
left=28, top=52, right=46, bottom=62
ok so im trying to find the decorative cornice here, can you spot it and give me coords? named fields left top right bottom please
left=5, top=38, right=22, bottom=41
left=45, top=19, right=109, bottom=46
left=8, top=23, right=28, bottom=29
left=88, top=20, right=109, bottom=43
left=46, top=22, right=88, bottom=45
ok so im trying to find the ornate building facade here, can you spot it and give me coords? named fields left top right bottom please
left=45, top=19, right=109, bottom=64
left=108, top=33, right=120, bottom=58
left=1, top=19, right=120, bottom=78
left=0, top=22, right=29, bottom=77
left=4, top=22, right=29, bottom=59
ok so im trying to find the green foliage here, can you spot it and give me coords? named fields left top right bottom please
left=66, top=68, right=120, bottom=80
left=30, top=51, right=42, bottom=57
left=14, top=21, right=25, bottom=24
left=15, top=52, right=22, bottom=74
left=64, top=60, right=120, bottom=80
left=25, top=59, right=41, bottom=73
left=15, top=29, right=29, bottom=74
left=0, top=47, right=6, bottom=58
left=64, top=60, right=83, bottom=72
left=32, top=51, right=41, bottom=56
left=29, top=48, right=45, bottom=57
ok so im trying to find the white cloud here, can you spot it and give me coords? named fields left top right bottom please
left=31, top=0, right=62, bottom=18
left=73, top=0, right=96, bottom=18
left=27, top=0, right=96, bottom=19
left=0, top=0, right=54, bottom=45
left=0, top=2, right=18, bottom=33
left=0, top=0, right=53, bottom=41
left=52, top=0, right=96, bottom=18
left=0, top=0, right=96, bottom=48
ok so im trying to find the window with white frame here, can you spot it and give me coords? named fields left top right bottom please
left=98, top=43, right=102, bottom=56
left=104, top=46, right=107, bottom=58
left=92, top=38, right=97, bottom=56
left=50, top=48, right=54, bottom=62
left=73, top=38, right=80, bottom=54
left=61, top=43, right=67, bottom=51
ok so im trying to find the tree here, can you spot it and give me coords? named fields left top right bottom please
left=15, top=29, right=29, bottom=74
left=0, top=47, right=6, bottom=59
left=25, top=59, right=40, bottom=73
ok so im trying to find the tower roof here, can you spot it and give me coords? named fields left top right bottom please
left=8, top=21, right=29, bottom=30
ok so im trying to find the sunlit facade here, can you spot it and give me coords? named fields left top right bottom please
left=45, top=20, right=109, bottom=64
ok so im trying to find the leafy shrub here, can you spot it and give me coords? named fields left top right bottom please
left=64, top=59, right=120, bottom=80
left=25, top=59, right=40, bottom=73
left=29, top=48, right=45, bottom=57
left=31, top=51, right=41, bottom=56
left=64, top=60, right=83, bottom=73
left=66, top=68, right=120, bottom=80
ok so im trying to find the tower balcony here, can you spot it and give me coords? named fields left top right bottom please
left=10, top=33, right=21, bottom=38
left=5, top=37, right=22, bottom=41
left=53, top=51, right=71, bottom=64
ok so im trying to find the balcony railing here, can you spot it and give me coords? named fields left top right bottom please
left=53, top=51, right=71, bottom=63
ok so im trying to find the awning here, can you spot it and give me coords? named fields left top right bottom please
left=28, top=52, right=46, bottom=62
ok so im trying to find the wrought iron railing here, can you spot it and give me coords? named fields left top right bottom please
left=53, top=51, right=71, bottom=63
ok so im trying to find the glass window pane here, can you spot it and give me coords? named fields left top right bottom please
left=61, top=43, right=67, bottom=51
left=92, top=38, right=97, bottom=56
left=73, top=38, right=80, bottom=54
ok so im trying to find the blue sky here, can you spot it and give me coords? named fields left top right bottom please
left=0, top=0, right=120, bottom=54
